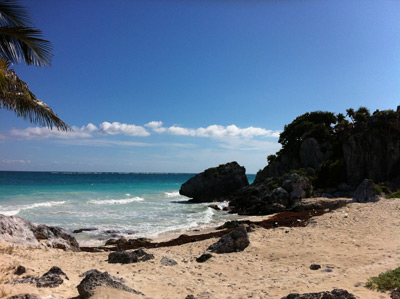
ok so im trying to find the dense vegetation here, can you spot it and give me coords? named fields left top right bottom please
left=366, top=267, right=400, bottom=292
left=256, top=106, right=400, bottom=192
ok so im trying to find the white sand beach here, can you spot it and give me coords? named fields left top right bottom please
left=1, top=198, right=399, bottom=299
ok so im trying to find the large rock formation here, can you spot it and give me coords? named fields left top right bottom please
left=0, top=214, right=80, bottom=251
left=229, top=173, right=313, bottom=215
left=179, top=161, right=249, bottom=202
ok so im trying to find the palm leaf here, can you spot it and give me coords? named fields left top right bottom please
left=0, top=66, right=70, bottom=131
left=0, top=26, right=52, bottom=66
left=0, top=1, right=32, bottom=27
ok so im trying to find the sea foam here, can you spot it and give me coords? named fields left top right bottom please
left=165, top=191, right=180, bottom=198
left=88, top=197, right=144, bottom=205
left=0, top=201, right=66, bottom=216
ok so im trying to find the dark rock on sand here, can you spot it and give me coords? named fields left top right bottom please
left=196, top=253, right=213, bottom=263
left=6, top=266, right=67, bottom=288
left=208, top=225, right=249, bottom=253
left=108, top=249, right=154, bottom=264
left=14, top=265, right=26, bottom=275
left=207, top=204, right=221, bottom=211
left=353, top=179, right=381, bottom=202
left=160, top=257, right=178, bottom=266
left=77, top=270, right=142, bottom=298
left=179, top=161, right=249, bottom=202
left=0, top=215, right=80, bottom=251
left=281, top=289, right=356, bottom=299
left=105, top=237, right=152, bottom=246
left=72, top=228, right=97, bottom=234
left=309, top=264, right=321, bottom=270
left=7, top=295, right=41, bottom=299
left=216, top=220, right=241, bottom=230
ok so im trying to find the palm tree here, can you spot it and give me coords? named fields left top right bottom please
left=0, top=0, right=69, bottom=131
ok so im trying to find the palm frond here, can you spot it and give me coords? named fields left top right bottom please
left=0, top=1, right=32, bottom=27
left=0, top=26, right=52, bottom=66
left=0, top=67, right=70, bottom=131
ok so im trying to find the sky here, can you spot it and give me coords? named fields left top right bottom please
left=0, top=0, right=399, bottom=174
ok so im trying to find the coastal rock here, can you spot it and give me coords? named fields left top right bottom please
left=353, top=179, right=381, bottom=202
left=207, top=204, right=221, bottom=211
left=72, top=228, right=97, bottom=234
left=0, top=214, right=80, bottom=251
left=77, top=270, right=142, bottom=298
left=281, top=289, right=356, bottom=299
left=6, top=266, right=67, bottom=288
left=208, top=225, right=249, bottom=253
left=179, top=162, right=249, bottom=202
left=108, top=249, right=154, bottom=264
left=290, top=197, right=350, bottom=212
left=391, top=289, right=400, bottom=299
left=160, top=257, right=178, bottom=266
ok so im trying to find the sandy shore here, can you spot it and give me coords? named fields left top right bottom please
left=1, top=198, right=399, bottom=299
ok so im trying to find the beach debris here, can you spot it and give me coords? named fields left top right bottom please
left=179, top=161, right=249, bottom=203
left=280, top=288, right=356, bottom=299
left=309, top=264, right=321, bottom=270
left=208, top=225, right=249, bottom=254
left=108, top=249, right=154, bottom=264
left=14, top=265, right=26, bottom=275
left=0, top=214, right=80, bottom=251
left=160, top=257, right=178, bottom=266
left=196, top=253, right=213, bottom=263
left=72, top=228, right=97, bottom=234
left=6, top=266, right=67, bottom=288
left=77, top=270, right=143, bottom=298
left=353, top=179, right=381, bottom=203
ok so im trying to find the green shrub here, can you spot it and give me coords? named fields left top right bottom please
left=387, top=190, right=400, bottom=199
left=366, top=267, right=400, bottom=292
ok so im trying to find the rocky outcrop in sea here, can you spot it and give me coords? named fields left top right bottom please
left=179, top=161, right=249, bottom=202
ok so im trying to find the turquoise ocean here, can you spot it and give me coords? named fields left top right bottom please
left=0, top=171, right=255, bottom=246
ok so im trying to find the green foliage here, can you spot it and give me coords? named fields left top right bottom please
left=267, top=154, right=277, bottom=165
left=366, top=267, right=400, bottom=292
left=278, top=111, right=337, bottom=148
left=386, top=190, right=400, bottom=199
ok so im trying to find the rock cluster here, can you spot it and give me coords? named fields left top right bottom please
left=0, top=215, right=80, bottom=251
left=6, top=266, right=68, bottom=289
left=179, top=161, right=249, bottom=202
left=281, top=289, right=356, bottom=299
left=108, top=249, right=154, bottom=264
left=229, top=173, right=313, bottom=215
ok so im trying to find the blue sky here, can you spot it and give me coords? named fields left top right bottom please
left=1, top=0, right=399, bottom=173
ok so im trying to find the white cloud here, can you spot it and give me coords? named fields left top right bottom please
left=10, top=124, right=95, bottom=140
left=1, top=159, right=31, bottom=164
left=144, top=121, right=166, bottom=133
left=146, top=122, right=280, bottom=139
left=99, top=122, right=150, bottom=136
left=7, top=121, right=280, bottom=144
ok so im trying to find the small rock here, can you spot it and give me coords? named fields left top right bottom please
left=391, top=289, right=400, bottom=299
left=160, top=257, right=178, bottom=266
left=185, top=296, right=196, bottom=299
left=309, top=264, right=321, bottom=270
left=354, top=282, right=363, bottom=287
left=14, top=266, right=26, bottom=275
left=208, top=225, right=249, bottom=254
left=108, top=249, right=154, bottom=264
left=196, top=253, right=213, bottom=263
left=321, top=268, right=333, bottom=272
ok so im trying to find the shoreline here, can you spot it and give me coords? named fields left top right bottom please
left=1, top=197, right=399, bottom=298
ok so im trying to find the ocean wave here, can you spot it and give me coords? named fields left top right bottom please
left=88, top=197, right=144, bottom=205
left=0, top=201, right=66, bottom=216
left=165, top=191, right=180, bottom=198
